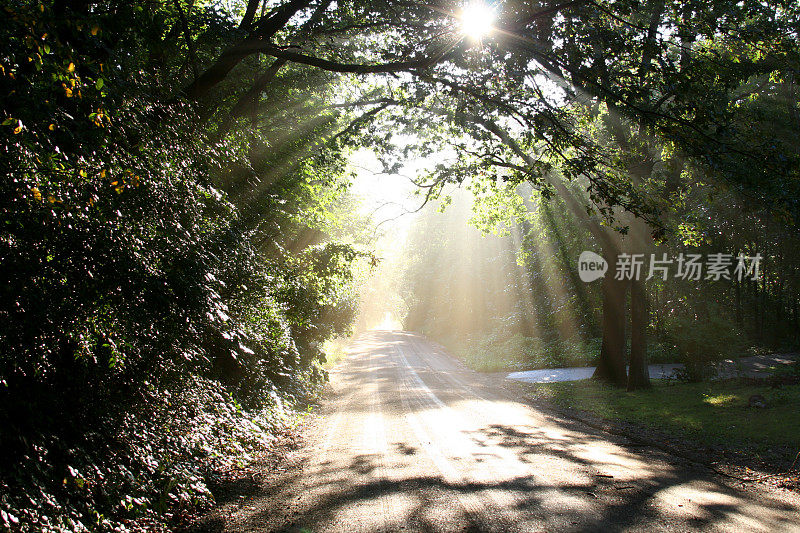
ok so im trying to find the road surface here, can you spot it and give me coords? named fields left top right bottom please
left=210, top=331, right=800, bottom=532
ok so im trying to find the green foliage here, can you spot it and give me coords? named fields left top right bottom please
left=452, top=330, right=679, bottom=373
left=0, top=2, right=365, bottom=530
left=457, top=333, right=602, bottom=373
left=0, top=374, right=312, bottom=531
left=663, top=314, right=745, bottom=382
left=1, top=0, right=798, bottom=527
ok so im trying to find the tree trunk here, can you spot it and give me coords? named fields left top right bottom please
left=735, top=277, right=742, bottom=326
left=593, top=254, right=628, bottom=386
left=627, top=278, right=651, bottom=390
left=759, top=274, right=767, bottom=341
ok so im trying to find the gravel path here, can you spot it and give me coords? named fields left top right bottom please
left=192, top=332, right=800, bottom=532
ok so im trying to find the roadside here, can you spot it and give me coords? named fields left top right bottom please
left=495, top=373, right=800, bottom=496
left=420, top=334, right=800, bottom=495
left=184, top=422, right=311, bottom=533
left=505, top=353, right=800, bottom=383
left=429, top=334, right=800, bottom=491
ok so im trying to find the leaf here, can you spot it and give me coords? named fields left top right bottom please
left=67, top=62, right=75, bottom=73
left=95, top=78, right=104, bottom=89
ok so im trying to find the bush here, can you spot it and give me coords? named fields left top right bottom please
left=456, top=330, right=603, bottom=372
left=0, top=374, right=320, bottom=531
left=664, top=314, right=744, bottom=381
left=0, top=4, right=360, bottom=530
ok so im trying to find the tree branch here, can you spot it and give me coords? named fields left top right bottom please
left=182, top=0, right=314, bottom=100
left=172, top=0, right=199, bottom=79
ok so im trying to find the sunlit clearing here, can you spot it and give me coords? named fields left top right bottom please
left=459, top=1, right=496, bottom=40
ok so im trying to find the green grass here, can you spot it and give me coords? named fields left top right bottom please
left=525, top=379, right=800, bottom=451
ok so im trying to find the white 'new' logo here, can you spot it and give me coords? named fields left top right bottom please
left=578, top=251, right=608, bottom=282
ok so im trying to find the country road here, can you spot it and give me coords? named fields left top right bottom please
left=204, top=331, right=800, bottom=532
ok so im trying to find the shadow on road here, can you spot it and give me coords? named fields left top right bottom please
left=189, top=331, right=800, bottom=533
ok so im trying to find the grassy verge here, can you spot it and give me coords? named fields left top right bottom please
left=524, top=379, right=800, bottom=453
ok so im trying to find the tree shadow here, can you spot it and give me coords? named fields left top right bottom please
left=189, top=331, right=800, bottom=532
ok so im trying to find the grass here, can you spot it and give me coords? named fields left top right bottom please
left=524, top=379, right=800, bottom=452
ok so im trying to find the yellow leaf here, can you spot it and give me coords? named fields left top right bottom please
left=31, top=187, right=42, bottom=201
left=65, top=87, right=73, bottom=97
left=47, top=195, right=56, bottom=203
left=91, top=25, right=99, bottom=36
left=110, top=181, right=118, bottom=186
left=79, top=169, right=87, bottom=177
left=13, top=121, right=22, bottom=134
left=48, top=123, right=54, bottom=131
left=67, top=62, right=75, bottom=73
left=100, top=169, right=106, bottom=178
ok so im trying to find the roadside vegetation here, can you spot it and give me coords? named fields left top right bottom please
left=0, top=3, right=371, bottom=530
left=321, top=338, right=350, bottom=369
left=523, top=378, right=800, bottom=464
left=438, top=331, right=731, bottom=373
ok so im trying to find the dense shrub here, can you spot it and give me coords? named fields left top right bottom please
left=664, top=314, right=745, bottom=382
left=453, top=329, right=680, bottom=373
left=454, top=331, right=602, bottom=372
left=0, top=3, right=360, bottom=530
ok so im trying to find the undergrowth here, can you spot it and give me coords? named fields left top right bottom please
left=0, top=373, right=321, bottom=532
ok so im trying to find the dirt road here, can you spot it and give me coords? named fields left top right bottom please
left=206, top=331, right=800, bottom=532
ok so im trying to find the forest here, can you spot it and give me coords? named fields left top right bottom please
left=0, top=0, right=798, bottom=531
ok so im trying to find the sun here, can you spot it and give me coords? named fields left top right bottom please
left=459, top=1, right=496, bottom=40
